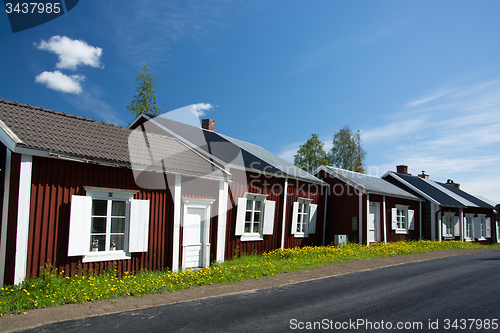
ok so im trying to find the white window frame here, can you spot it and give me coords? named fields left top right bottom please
left=476, top=214, right=489, bottom=240
left=442, top=212, right=456, bottom=239
left=391, top=205, right=414, bottom=234
left=235, top=193, right=275, bottom=241
left=291, top=198, right=318, bottom=238
left=464, top=214, right=474, bottom=241
left=68, top=187, right=150, bottom=263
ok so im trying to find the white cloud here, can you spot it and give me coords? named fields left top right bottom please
left=35, top=36, right=103, bottom=70
left=190, top=103, right=214, bottom=117
left=35, top=70, right=85, bottom=94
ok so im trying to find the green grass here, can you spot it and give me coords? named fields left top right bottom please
left=1, top=240, right=498, bottom=316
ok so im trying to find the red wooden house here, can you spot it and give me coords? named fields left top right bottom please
left=0, top=99, right=327, bottom=286
left=314, top=165, right=423, bottom=245
left=129, top=114, right=328, bottom=260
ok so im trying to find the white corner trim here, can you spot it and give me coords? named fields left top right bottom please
left=322, top=187, right=328, bottom=246
left=216, top=180, right=228, bottom=262
left=358, top=192, right=363, bottom=244
left=280, top=178, right=288, bottom=250
left=172, top=175, right=182, bottom=272
left=0, top=149, right=12, bottom=286
left=14, top=154, right=33, bottom=285
left=382, top=196, right=387, bottom=244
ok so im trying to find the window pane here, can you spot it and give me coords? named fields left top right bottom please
left=90, top=235, right=105, bottom=252
left=244, top=223, right=251, bottom=233
left=298, top=204, right=302, bottom=213
left=112, top=201, right=126, bottom=217
left=91, top=217, right=106, bottom=233
left=254, top=212, right=261, bottom=222
left=111, top=217, right=125, bottom=233
left=92, top=200, right=107, bottom=216
left=110, top=235, right=124, bottom=251
left=253, top=223, right=260, bottom=233
left=254, top=200, right=261, bottom=211
left=245, top=212, right=252, bottom=222
left=246, top=199, right=253, bottom=211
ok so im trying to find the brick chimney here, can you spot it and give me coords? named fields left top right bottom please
left=446, top=179, right=460, bottom=189
left=396, top=165, right=409, bottom=174
left=202, top=119, right=215, bottom=132
left=418, top=171, right=429, bottom=179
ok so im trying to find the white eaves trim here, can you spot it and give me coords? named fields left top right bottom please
left=0, top=119, right=22, bottom=151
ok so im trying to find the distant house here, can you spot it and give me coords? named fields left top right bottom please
left=129, top=114, right=328, bottom=260
left=383, top=165, right=496, bottom=243
left=0, top=99, right=327, bottom=286
left=314, top=166, right=423, bottom=245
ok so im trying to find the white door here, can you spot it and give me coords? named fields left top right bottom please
left=182, top=208, right=205, bottom=269
left=368, top=203, right=380, bottom=244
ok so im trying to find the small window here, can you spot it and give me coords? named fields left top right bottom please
left=391, top=205, right=414, bottom=234
left=68, top=187, right=150, bottom=262
left=442, top=213, right=455, bottom=238
left=291, top=198, right=318, bottom=237
left=235, top=193, right=275, bottom=241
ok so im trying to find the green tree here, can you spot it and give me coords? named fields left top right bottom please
left=328, top=125, right=366, bottom=172
left=294, top=134, right=329, bottom=173
left=127, top=64, right=161, bottom=117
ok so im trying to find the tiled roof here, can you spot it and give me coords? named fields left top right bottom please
left=0, top=99, right=226, bottom=179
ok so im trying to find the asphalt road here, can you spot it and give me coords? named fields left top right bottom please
left=19, top=251, right=500, bottom=333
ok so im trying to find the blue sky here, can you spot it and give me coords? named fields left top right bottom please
left=1, top=0, right=499, bottom=202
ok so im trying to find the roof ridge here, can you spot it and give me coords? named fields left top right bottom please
left=0, top=98, right=126, bottom=129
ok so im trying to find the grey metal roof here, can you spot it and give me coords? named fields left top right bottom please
left=438, top=182, right=495, bottom=209
left=144, top=115, right=325, bottom=184
left=0, top=99, right=226, bottom=179
left=316, top=166, right=420, bottom=200
left=384, top=172, right=467, bottom=207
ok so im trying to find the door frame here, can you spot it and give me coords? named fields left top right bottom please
left=181, top=198, right=214, bottom=270
left=367, top=202, right=381, bottom=245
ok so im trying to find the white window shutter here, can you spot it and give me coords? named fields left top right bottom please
left=391, top=208, right=398, bottom=230
left=235, top=197, right=247, bottom=236
left=68, top=195, right=92, bottom=256
left=485, top=217, right=491, bottom=238
left=308, top=204, right=318, bottom=234
left=453, top=216, right=460, bottom=236
left=129, top=199, right=150, bottom=252
left=473, top=217, right=481, bottom=239
left=442, top=216, right=447, bottom=235
left=262, top=200, right=275, bottom=235
left=291, top=202, right=299, bottom=235
left=408, top=209, right=415, bottom=230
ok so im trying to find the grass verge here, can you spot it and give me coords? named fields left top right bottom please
left=1, top=240, right=498, bottom=316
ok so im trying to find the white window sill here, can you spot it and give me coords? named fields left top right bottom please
left=395, top=229, right=408, bottom=235
left=293, top=233, right=308, bottom=238
left=477, top=237, right=487, bottom=241
left=240, top=234, right=263, bottom=242
left=464, top=238, right=474, bottom=242
left=443, top=235, right=455, bottom=239
left=82, top=251, right=131, bottom=263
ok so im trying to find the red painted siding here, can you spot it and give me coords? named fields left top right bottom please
left=25, top=156, right=175, bottom=280
left=224, top=168, right=325, bottom=259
